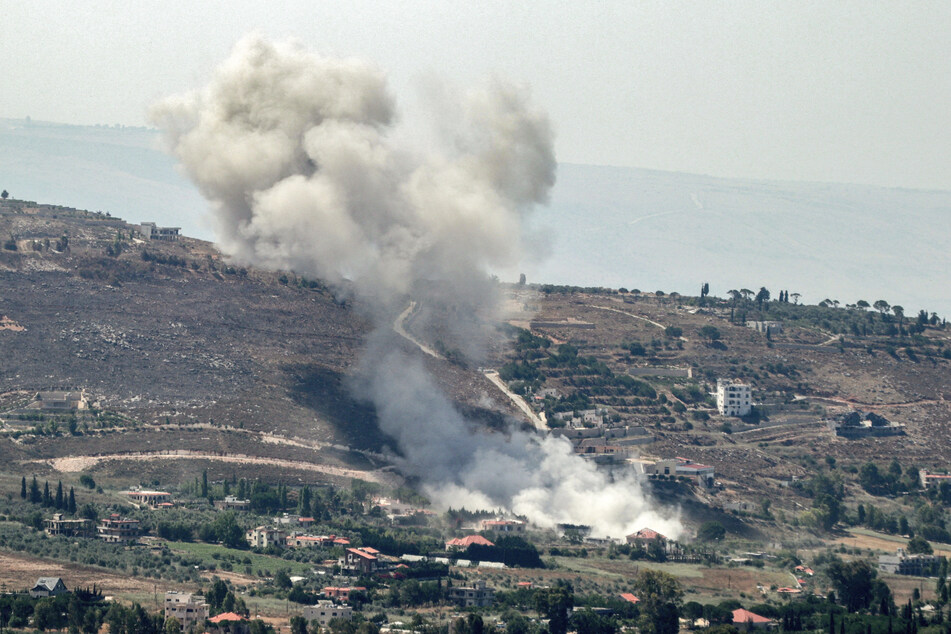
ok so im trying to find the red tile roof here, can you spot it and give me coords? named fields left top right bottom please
left=732, top=609, right=772, bottom=624
left=347, top=548, right=377, bottom=560
left=619, top=593, right=640, bottom=604
left=209, top=613, right=245, bottom=624
left=446, top=535, right=496, bottom=548
left=628, top=528, right=668, bottom=541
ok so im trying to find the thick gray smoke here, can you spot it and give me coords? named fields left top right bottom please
left=153, top=34, right=680, bottom=538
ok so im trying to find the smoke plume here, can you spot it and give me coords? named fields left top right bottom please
left=153, top=35, right=680, bottom=538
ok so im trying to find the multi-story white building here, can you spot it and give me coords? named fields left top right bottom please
left=716, top=380, right=752, bottom=416
left=164, top=592, right=209, bottom=631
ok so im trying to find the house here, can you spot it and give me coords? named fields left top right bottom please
left=878, top=548, right=940, bottom=576
left=245, top=526, right=286, bottom=549
left=619, top=593, right=640, bottom=604
left=449, top=580, right=495, bottom=607
left=322, top=587, right=366, bottom=602
left=30, top=577, right=68, bottom=598
left=341, top=548, right=379, bottom=574
left=45, top=513, right=93, bottom=538
left=97, top=515, right=140, bottom=543
left=480, top=519, right=526, bottom=533
left=31, top=390, right=89, bottom=411
left=919, top=470, right=951, bottom=490
left=286, top=534, right=326, bottom=549
left=126, top=490, right=172, bottom=508
left=139, top=222, right=181, bottom=241
left=274, top=514, right=315, bottom=528
left=626, top=528, right=668, bottom=547
left=215, top=496, right=251, bottom=511
left=731, top=608, right=775, bottom=630
left=645, top=457, right=715, bottom=486
left=446, top=535, right=495, bottom=550
left=717, top=380, right=752, bottom=416
left=208, top=613, right=248, bottom=634
left=164, top=592, right=209, bottom=631
left=303, top=601, right=353, bottom=627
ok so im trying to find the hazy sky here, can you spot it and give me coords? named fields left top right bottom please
left=3, top=1, right=950, bottom=190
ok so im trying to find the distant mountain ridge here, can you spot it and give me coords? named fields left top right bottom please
left=4, top=117, right=950, bottom=315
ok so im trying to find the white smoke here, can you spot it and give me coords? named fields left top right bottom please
left=153, top=34, right=680, bottom=538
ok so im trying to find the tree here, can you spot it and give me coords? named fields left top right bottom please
left=697, top=521, right=726, bottom=541
left=289, top=616, right=307, bottom=634
left=42, top=481, right=52, bottom=506
left=633, top=570, right=682, bottom=634
left=828, top=558, right=876, bottom=612
left=701, top=283, right=709, bottom=298
left=907, top=536, right=933, bottom=554
left=165, top=617, right=182, bottom=634
left=20, top=476, right=26, bottom=499
left=201, top=470, right=209, bottom=498
left=699, top=325, right=721, bottom=343
left=874, top=300, right=891, bottom=315
left=68, top=487, right=77, bottom=514
left=755, top=287, right=770, bottom=310
left=55, top=481, right=64, bottom=510
left=534, top=584, right=574, bottom=634
left=1, top=190, right=8, bottom=200
left=29, top=476, right=41, bottom=503
left=790, top=292, right=801, bottom=305
left=892, top=306, right=904, bottom=330
left=857, top=300, right=870, bottom=310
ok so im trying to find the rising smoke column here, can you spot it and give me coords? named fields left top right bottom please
left=153, top=34, right=680, bottom=538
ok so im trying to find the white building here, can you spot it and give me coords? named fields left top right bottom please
left=716, top=379, right=752, bottom=416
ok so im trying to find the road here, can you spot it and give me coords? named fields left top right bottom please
left=393, top=301, right=442, bottom=359
left=482, top=370, right=547, bottom=431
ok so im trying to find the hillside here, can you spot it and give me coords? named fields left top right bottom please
left=0, top=199, right=516, bottom=486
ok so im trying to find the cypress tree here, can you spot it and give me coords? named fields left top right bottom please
left=55, top=481, right=64, bottom=509
left=20, top=476, right=26, bottom=499
left=201, top=470, right=208, bottom=498
left=68, top=487, right=77, bottom=514
left=42, top=481, right=52, bottom=506
left=30, top=476, right=41, bottom=503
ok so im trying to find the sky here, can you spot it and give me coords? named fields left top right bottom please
left=2, top=1, right=950, bottom=190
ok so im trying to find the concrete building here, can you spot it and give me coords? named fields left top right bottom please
left=745, top=321, right=783, bottom=336
left=164, top=592, right=209, bottom=631
left=878, top=548, right=940, bottom=576
left=449, top=580, right=495, bottom=607
left=139, top=222, right=181, bottom=241
left=303, top=601, right=352, bottom=627
left=97, top=515, right=140, bottom=543
left=32, top=390, right=89, bottom=411
left=45, top=513, right=94, bottom=538
left=717, top=380, right=752, bottom=416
